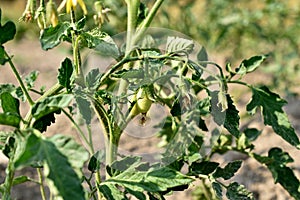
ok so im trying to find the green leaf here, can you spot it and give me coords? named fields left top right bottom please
left=189, top=161, right=219, bottom=175
left=213, top=160, right=242, bottom=180
left=12, top=176, right=31, bottom=186
left=105, top=166, right=193, bottom=193
left=40, top=22, right=71, bottom=50
left=25, top=71, right=39, bottom=90
left=1, top=92, right=20, bottom=115
left=226, top=182, right=254, bottom=200
left=236, top=55, right=267, bottom=76
left=82, top=28, right=119, bottom=59
left=33, top=111, right=60, bottom=133
left=210, top=92, right=240, bottom=137
left=74, top=89, right=92, bottom=124
left=99, top=183, right=128, bottom=200
left=255, top=148, right=300, bottom=199
left=48, top=134, right=89, bottom=176
left=0, top=113, right=21, bottom=127
left=166, top=36, right=194, bottom=54
left=212, top=182, right=223, bottom=199
left=0, top=9, right=16, bottom=45
left=0, top=45, right=9, bottom=65
left=247, top=86, right=300, bottom=149
left=14, top=131, right=86, bottom=200
left=0, top=92, right=21, bottom=127
left=86, top=68, right=102, bottom=90
left=2, top=136, right=15, bottom=158
left=31, top=94, right=73, bottom=120
left=244, top=128, right=261, bottom=141
left=88, top=150, right=105, bottom=172
left=197, top=46, right=208, bottom=67
left=58, top=58, right=74, bottom=92
left=224, top=95, right=240, bottom=137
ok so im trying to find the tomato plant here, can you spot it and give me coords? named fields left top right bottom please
left=0, top=0, right=300, bottom=199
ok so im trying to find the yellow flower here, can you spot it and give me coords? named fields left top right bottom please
left=66, top=0, right=87, bottom=15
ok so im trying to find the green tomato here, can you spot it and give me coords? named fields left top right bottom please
left=136, top=87, right=152, bottom=114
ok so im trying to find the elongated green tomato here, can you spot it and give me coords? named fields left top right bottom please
left=136, top=87, right=152, bottom=114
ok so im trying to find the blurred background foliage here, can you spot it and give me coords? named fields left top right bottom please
left=0, top=0, right=299, bottom=96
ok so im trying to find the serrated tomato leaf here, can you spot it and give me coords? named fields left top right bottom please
left=224, top=95, right=240, bottom=137
left=213, top=160, right=242, bottom=180
left=166, top=36, right=194, bottom=54
left=82, top=28, right=119, bottom=59
left=31, top=94, right=73, bottom=120
left=211, top=92, right=240, bottom=137
left=226, top=182, right=254, bottom=200
left=247, top=86, right=300, bottom=149
left=58, top=58, right=73, bottom=92
left=14, top=132, right=86, bottom=200
left=105, top=166, right=193, bottom=193
left=254, top=148, right=300, bottom=199
left=40, top=22, right=71, bottom=50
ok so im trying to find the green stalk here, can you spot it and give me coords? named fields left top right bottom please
left=124, top=0, right=140, bottom=54
left=70, top=8, right=84, bottom=85
left=134, top=0, right=165, bottom=43
left=2, top=159, right=15, bottom=200
left=4, top=51, right=34, bottom=106
left=37, top=168, right=47, bottom=200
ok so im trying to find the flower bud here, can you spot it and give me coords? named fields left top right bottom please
left=46, top=1, right=59, bottom=27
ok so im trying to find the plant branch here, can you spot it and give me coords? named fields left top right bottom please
left=4, top=51, right=34, bottom=106
left=134, top=0, right=164, bottom=43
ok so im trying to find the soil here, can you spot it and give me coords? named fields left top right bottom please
left=0, top=34, right=300, bottom=200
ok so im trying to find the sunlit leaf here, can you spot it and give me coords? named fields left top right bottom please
left=82, top=28, right=119, bottom=59
left=247, top=86, right=300, bottom=149
left=25, top=71, right=39, bottom=90
left=236, top=55, right=267, bottom=76
left=40, top=22, right=71, bottom=50
left=31, top=94, right=73, bottom=120
left=226, top=182, right=254, bottom=200
left=14, top=131, right=87, bottom=200
left=166, top=36, right=194, bottom=54
left=1, top=92, right=20, bottom=116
